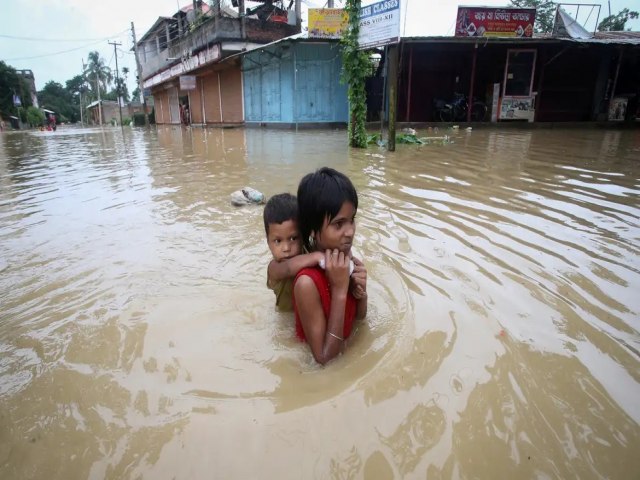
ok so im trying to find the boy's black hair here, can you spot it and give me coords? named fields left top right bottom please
left=263, top=193, right=298, bottom=236
left=297, top=167, right=358, bottom=252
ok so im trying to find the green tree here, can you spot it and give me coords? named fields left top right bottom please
left=131, top=87, right=141, bottom=103
left=598, top=8, right=639, bottom=31
left=510, top=0, right=556, bottom=33
left=38, top=81, right=77, bottom=123
left=104, top=77, right=129, bottom=102
left=83, top=51, right=112, bottom=100
left=26, top=106, right=45, bottom=127
left=65, top=74, right=89, bottom=121
left=0, top=61, right=33, bottom=119
left=341, top=0, right=369, bottom=148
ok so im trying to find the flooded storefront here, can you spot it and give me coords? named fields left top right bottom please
left=0, top=126, right=639, bottom=478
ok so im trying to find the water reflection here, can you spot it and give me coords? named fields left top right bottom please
left=0, top=126, right=638, bottom=479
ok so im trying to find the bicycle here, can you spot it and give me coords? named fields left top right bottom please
left=434, top=93, right=487, bottom=122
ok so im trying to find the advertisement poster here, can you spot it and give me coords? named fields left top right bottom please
left=455, top=7, right=535, bottom=37
left=500, top=96, right=535, bottom=121
left=308, top=8, right=348, bottom=38
left=358, top=0, right=401, bottom=49
left=608, top=97, right=628, bottom=121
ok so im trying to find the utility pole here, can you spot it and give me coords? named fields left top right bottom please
left=108, top=41, right=124, bottom=129
left=131, top=22, right=149, bottom=126
left=328, top=0, right=334, bottom=7
left=84, top=59, right=103, bottom=126
left=79, top=61, right=85, bottom=126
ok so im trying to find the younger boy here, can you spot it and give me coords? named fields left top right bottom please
left=264, top=193, right=323, bottom=311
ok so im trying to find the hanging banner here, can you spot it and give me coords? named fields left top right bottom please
left=358, top=0, right=401, bottom=49
left=308, top=8, right=348, bottom=38
left=455, top=7, right=536, bottom=37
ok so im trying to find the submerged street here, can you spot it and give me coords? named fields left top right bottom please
left=0, top=126, right=639, bottom=478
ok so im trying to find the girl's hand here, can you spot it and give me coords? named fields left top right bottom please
left=350, top=257, right=367, bottom=299
left=325, top=249, right=350, bottom=293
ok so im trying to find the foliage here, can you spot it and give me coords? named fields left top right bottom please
left=0, top=61, right=33, bottom=118
left=83, top=51, right=112, bottom=99
left=122, top=117, right=132, bottom=126
left=598, top=8, right=639, bottom=31
left=131, top=87, right=141, bottom=103
left=37, top=81, right=78, bottom=123
left=509, top=0, right=556, bottom=33
left=132, top=112, right=146, bottom=126
left=341, top=0, right=369, bottom=148
left=104, top=77, right=129, bottom=102
left=26, top=106, right=45, bottom=127
left=367, top=132, right=451, bottom=146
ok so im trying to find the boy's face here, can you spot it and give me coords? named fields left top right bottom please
left=267, top=220, right=302, bottom=262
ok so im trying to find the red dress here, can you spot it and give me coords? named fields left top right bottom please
left=292, top=267, right=357, bottom=341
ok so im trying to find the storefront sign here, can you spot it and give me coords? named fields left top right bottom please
left=143, top=44, right=221, bottom=89
left=455, top=7, right=536, bottom=37
left=180, top=75, right=197, bottom=91
left=358, top=0, right=401, bottom=49
left=308, top=8, right=348, bottom=38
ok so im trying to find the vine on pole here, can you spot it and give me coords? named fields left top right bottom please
left=341, top=0, right=369, bottom=148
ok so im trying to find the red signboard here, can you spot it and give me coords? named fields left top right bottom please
left=455, top=7, right=536, bottom=37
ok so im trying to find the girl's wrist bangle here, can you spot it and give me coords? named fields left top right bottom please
left=328, top=331, right=344, bottom=341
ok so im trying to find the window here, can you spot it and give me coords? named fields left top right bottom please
left=504, top=49, right=536, bottom=97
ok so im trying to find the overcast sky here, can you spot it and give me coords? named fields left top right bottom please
left=1, top=0, right=638, bottom=92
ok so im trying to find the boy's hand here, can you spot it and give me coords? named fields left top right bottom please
left=350, top=257, right=367, bottom=300
left=325, top=249, right=350, bottom=293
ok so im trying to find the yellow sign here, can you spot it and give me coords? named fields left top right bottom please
left=308, top=8, right=348, bottom=39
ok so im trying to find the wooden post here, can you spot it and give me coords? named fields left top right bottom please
left=467, top=42, right=478, bottom=122
left=387, top=44, right=399, bottom=152
left=406, top=45, right=413, bottom=121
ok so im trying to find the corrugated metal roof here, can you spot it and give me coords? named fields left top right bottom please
left=401, top=33, right=640, bottom=46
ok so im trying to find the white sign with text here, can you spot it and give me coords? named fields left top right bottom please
left=358, top=0, right=401, bottom=49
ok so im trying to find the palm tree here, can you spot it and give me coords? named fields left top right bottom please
left=84, top=51, right=112, bottom=100
left=83, top=51, right=112, bottom=125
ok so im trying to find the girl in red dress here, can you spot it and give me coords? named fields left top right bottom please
left=293, top=167, right=368, bottom=365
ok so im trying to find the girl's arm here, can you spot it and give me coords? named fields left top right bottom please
left=267, top=251, right=324, bottom=285
left=294, top=250, right=351, bottom=365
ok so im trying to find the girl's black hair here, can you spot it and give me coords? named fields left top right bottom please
left=297, top=167, right=358, bottom=251
left=263, top=193, right=297, bottom=236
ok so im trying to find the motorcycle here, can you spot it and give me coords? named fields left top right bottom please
left=434, top=93, right=487, bottom=122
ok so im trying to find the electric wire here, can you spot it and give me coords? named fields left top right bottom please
left=0, top=29, right=129, bottom=43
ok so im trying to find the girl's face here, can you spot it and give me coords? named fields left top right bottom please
left=315, top=201, right=356, bottom=255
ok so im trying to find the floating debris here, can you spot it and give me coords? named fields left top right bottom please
left=230, top=187, right=266, bottom=206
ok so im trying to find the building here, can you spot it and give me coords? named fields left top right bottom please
left=241, top=35, right=349, bottom=127
left=15, top=69, right=38, bottom=108
left=86, top=100, right=145, bottom=125
left=393, top=8, right=640, bottom=123
left=137, top=1, right=301, bottom=126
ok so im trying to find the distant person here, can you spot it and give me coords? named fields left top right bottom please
left=263, top=193, right=324, bottom=312
left=293, top=167, right=367, bottom=365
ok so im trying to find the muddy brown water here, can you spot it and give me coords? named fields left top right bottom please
left=0, top=126, right=638, bottom=479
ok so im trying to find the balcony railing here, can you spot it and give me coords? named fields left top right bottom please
left=141, top=12, right=299, bottom=80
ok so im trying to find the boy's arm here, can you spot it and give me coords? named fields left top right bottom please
left=350, top=257, right=368, bottom=320
left=268, top=251, right=324, bottom=284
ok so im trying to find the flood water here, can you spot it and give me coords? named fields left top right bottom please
left=0, top=125, right=639, bottom=479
